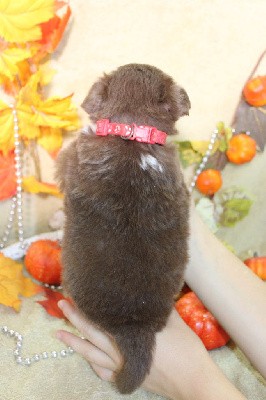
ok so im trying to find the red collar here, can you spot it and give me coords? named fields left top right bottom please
left=95, top=119, right=167, bottom=145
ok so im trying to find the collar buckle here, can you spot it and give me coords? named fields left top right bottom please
left=121, top=124, right=135, bottom=140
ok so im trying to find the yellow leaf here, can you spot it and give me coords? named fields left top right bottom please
left=0, top=108, right=15, bottom=155
left=191, top=140, right=219, bottom=155
left=0, top=0, right=54, bottom=43
left=38, top=126, right=63, bottom=158
left=17, top=72, right=80, bottom=130
left=23, top=176, right=63, bottom=197
left=0, top=253, right=38, bottom=312
left=0, top=47, right=31, bottom=80
left=38, top=63, right=56, bottom=86
left=0, top=71, right=79, bottom=154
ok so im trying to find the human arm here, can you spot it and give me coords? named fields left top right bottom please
left=186, top=206, right=266, bottom=378
left=56, top=300, right=246, bottom=400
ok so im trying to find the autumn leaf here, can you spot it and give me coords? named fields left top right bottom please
left=214, top=187, right=254, bottom=227
left=0, top=46, right=31, bottom=80
left=206, top=150, right=228, bottom=171
left=17, top=71, right=80, bottom=130
left=0, top=72, right=80, bottom=155
left=176, top=141, right=202, bottom=167
left=0, top=102, right=15, bottom=156
left=207, top=122, right=233, bottom=171
left=233, top=100, right=266, bottom=150
left=38, top=126, right=63, bottom=158
left=0, top=0, right=54, bottom=43
left=0, top=59, right=32, bottom=96
left=37, top=288, right=71, bottom=320
left=0, top=254, right=39, bottom=311
left=23, top=176, right=63, bottom=197
left=191, top=140, right=219, bottom=156
left=0, top=151, right=16, bottom=200
left=39, top=2, right=71, bottom=53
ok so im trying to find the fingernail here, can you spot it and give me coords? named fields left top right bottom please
left=57, top=300, right=65, bottom=309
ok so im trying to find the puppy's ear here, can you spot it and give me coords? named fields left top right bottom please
left=81, top=73, right=111, bottom=117
left=161, top=83, right=191, bottom=120
left=175, top=85, right=191, bottom=117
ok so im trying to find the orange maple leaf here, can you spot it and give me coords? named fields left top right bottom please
left=0, top=151, right=16, bottom=200
left=39, top=2, right=71, bottom=52
left=37, top=288, right=71, bottom=320
left=0, top=254, right=39, bottom=312
left=35, top=1, right=71, bottom=62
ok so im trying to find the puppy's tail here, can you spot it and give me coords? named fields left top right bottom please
left=114, top=326, right=155, bottom=394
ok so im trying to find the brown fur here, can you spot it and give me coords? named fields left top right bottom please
left=56, top=64, right=190, bottom=394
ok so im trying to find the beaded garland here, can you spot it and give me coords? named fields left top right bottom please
left=0, top=110, right=222, bottom=366
left=0, top=105, right=25, bottom=251
left=0, top=325, right=74, bottom=366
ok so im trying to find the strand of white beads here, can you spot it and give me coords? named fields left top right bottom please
left=189, top=128, right=219, bottom=193
left=0, top=104, right=25, bottom=250
left=188, top=129, right=218, bottom=193
left=1, top=325, right=74, bottom=366
left=189, top=128, right=236, bottom=193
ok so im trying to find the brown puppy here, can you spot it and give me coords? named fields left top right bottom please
left=56, top=64, right=190, bottom=394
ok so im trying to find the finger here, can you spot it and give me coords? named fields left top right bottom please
left=58, top=300, right=123, bottom=365
left=56, top=329, right=117, bottom=371
left=90, top=362, right=116, bottom=383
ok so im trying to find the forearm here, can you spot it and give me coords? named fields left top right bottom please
left=185, top=208, right=266, bottom=378
left=183, top=356, right=247, bottom=400
left=143, top=311, right=246, bottom=400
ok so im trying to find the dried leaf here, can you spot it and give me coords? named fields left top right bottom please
left=37, top=288, right=70, bottom=320
left=0, top=254, right=39, bottom=311
left=214, top=187, right=254, bottom=227
left=0, top=72, right=80, bottom=155
left=39, top=2, right=71, bottom=53
left=0, top=151, right=16, bottom=200
left=207, top=150, right=228, bottom=171
left=233, top=100, right=266, bottom=150
left=176, top=141, right=202, bottom=167
left=0, top=59, right=32, bottom=96
left=0, top=47, right=31, bottom=80
left=37, top=126, right=63, bottom=158
left=22, top=176, right=63, bottom=198
left=0, top=0, right=54, bottom=43
left=206, top=122, right=234, bottom=170
left=191, top=140, right=219, bottom=156
left=0, top=102, right=15, bottom=155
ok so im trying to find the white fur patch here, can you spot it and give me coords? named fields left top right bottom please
left=140, top=154, right=163, bottom=173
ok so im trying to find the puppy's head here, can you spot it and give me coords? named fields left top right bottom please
left=82, top=64, right=190, bottom=132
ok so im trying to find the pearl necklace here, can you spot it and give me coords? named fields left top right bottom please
left=0, top=104, right=25, bottom=250
left=189, top=128, right=219, bottom=193
left=0, top=325, right=74, bottom=366
left=0, top=106, right=70, bottom=366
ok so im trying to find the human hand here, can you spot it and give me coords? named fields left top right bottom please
left=56, top=300, right=222, bottom=400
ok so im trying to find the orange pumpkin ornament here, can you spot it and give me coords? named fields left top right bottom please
left=244, top=256, right=266, bottom=280
left=226, top=133, right=256, bottom=164
left=196, top=169, right=222, bottom=196
left=243, top=75, right=266, bottom=107
left=176, top=292, right=230, bottom=350
left=24, top=240, right=62, bottom=285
